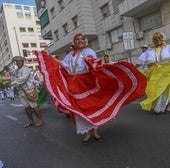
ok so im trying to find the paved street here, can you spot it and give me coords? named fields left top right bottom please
left=0, top=97, right=170, bottom=168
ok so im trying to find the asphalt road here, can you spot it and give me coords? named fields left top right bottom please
left=0, top=97, right=170, bottom=168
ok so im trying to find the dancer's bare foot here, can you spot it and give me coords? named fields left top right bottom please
left=82, top=131, right=91, bottom=145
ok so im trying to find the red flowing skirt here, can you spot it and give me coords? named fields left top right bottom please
left=35, top=51, right=147, bottom=126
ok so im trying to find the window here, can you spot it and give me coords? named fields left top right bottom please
left=20, top=27, right=26, bottom=32
left=22, top=43, right=29, bottom=48
left=24, top=6, right=30, bottom=11
left=110, top=27, right=123, bottom=43
left=101, top=4, right=110, bottom=18
left=40, top=42, right=47, bottom=47
left=23, top=49, right=27, bottom=57
left=32, top=50, right=36, bottom=54
left=50, top=7, right=55, bottom=18
left=15, top=5, right=22, bottom=10
left=40, top=1, right=46, bottom=8
left=36, top=20, right=40, bottom=25
left=58, top=0, right=64, bottom=10
left=33, top=58, right=37, bottom=62
left=27, top=59, right=33, bottom=63
left=54, top=30, right=59, bottom=40
left=25, top=12, right=31, bottom=18
left=4, top=40, right=7, bottom=47
left=112, top=0, right=119, bottom=15
left=28, top=27, right=34, bottom=32
left=72, top=15, right=79, bottom=29
left=63, top=23, right=69, bottom=34
left=7, top=54, right=10, bottom=60
left=26, top=50, right=31, bottom=55
left=33, top=7, right=37, bottom=15
left=89, top=39, right=100, bottom=51
left=43, top=31, right=52, bottom=40
left=139, top=10, right=162, bottom=31
left=5, top=48, right=9, bottom=53
left=16, top=11, right=23, bottom=18
left=30, top=43, right=37, bottom=48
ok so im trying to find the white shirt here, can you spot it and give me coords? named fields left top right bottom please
left=61, top=48, right=97, bottom=75
left=137, top=45, right=170, bottom=65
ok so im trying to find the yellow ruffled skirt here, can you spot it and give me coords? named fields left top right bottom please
left=140, top=61, right=170, bottom=111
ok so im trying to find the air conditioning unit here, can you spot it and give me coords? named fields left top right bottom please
left=135, top=31, right=144, bottom=40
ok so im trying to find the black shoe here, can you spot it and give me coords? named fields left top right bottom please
left=93, top=136, right=103, bottom=142
left=155, top=112, right=166, bottom=115
left=82, top=137, right=92, bottom=146
left=155, top=112, right=161, bottom=115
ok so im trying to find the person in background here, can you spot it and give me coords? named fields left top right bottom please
left=0, top=89, right=5, bottom=100
left=9, top=86, right=15, bottom=101
left=55, top=55, right=63, bottom=61
left=4, top=56, right=44, bottom=127
left=135, top=44, right=149, bottom=68
left=103, top=54, right=115, bottom=64
left=103, top=54, right=111, bottom=64
left=36, top=33, right=146, bottom=145
left=140, top=32, right=170, bottom=115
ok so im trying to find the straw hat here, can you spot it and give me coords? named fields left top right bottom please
left=12, top=56, right=25, bottom=62
left=141, top=44, right=148, bottom=48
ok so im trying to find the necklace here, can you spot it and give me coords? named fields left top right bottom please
left=154, top=46, right=163, bottom=67
left=71, top=52, right=83, bottom=75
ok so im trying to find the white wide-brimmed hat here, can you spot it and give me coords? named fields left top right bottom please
left=141, top=44, right=148, bottom=48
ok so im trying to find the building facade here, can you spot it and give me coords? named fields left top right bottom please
left=36, top=0, right=170, bottom=63
left=0, top=3, right=50, bottom=72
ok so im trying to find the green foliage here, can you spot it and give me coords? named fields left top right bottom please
left=0, top=74, right=8, bottom=89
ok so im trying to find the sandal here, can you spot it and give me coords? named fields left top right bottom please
left=165, top=104, right=170, bottom=112
left=24, top=123, right=35, bottom=128
left=82, top=137, right=92, bottom=146
left=35, top=121, right=45, bottom=127
left=93, top=136, right=103, bottom=142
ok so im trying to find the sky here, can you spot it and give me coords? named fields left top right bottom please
left=0, top=0, right=35, bottom=7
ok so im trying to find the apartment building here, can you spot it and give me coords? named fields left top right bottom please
left=36, top=0, right=170, bottom=63
left=0, top=3, right=50, bottom=72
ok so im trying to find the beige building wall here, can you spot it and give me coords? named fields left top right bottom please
left=0, top=3, right=50, bottom=72
left=36, top=0, right=170, bottom=64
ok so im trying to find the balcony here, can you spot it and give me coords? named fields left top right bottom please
left=119, top=0, right=165, bottom=16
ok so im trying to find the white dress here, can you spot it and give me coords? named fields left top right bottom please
left=61, top=48, right=98, bottom=134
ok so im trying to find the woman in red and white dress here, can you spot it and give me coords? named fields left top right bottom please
left=36, top=33, right=147, bottom=145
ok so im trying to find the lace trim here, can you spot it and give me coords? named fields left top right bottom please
left=154, top=91, right=169, bottom=113
left=75, top=114, right=97, bottom=134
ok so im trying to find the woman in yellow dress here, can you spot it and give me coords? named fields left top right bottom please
left=140, top=32, right=170, bottom=114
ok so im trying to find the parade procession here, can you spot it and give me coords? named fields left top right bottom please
left=0, top=0, right=170, bottom=168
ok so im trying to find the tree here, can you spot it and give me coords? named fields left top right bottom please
left=0, top=74, right=7, bottom=89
